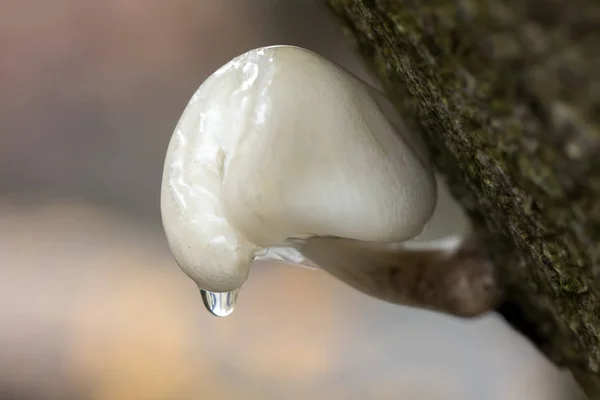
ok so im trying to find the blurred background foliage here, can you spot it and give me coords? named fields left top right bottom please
left=0, top=0, right=587, bottom=399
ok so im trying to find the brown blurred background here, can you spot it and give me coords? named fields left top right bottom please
left=0, top=1, right=587, bottom=399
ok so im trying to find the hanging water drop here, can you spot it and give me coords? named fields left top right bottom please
left=200, top=288, right=240, bottom=317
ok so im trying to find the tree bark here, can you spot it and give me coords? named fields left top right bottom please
left=325, top=0, right=600, bottom=397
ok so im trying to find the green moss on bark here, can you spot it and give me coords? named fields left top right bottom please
left=326, top=0, right=600, bottom=396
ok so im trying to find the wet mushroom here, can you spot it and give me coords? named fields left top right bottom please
left=160, top=45, right=501, bottom=318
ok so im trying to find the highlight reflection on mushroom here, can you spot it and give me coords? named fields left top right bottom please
left=160, top=45, right=501, bottom=318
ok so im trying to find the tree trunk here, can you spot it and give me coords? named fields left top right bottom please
left=325, top=0, right=600, bottom=397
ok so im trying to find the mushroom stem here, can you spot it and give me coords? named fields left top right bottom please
left=295, top=236, right=501, bottom=318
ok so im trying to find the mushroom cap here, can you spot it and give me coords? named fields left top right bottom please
left=161, top=46, right=436, bottom=292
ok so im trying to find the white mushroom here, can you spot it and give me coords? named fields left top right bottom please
left=161, top=45, right=500, bottom=317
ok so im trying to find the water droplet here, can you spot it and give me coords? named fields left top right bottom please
left=200, top=288, right=240, bottom=317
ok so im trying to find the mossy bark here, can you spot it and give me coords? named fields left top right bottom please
left=325, top=0, right=600, bottom=397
